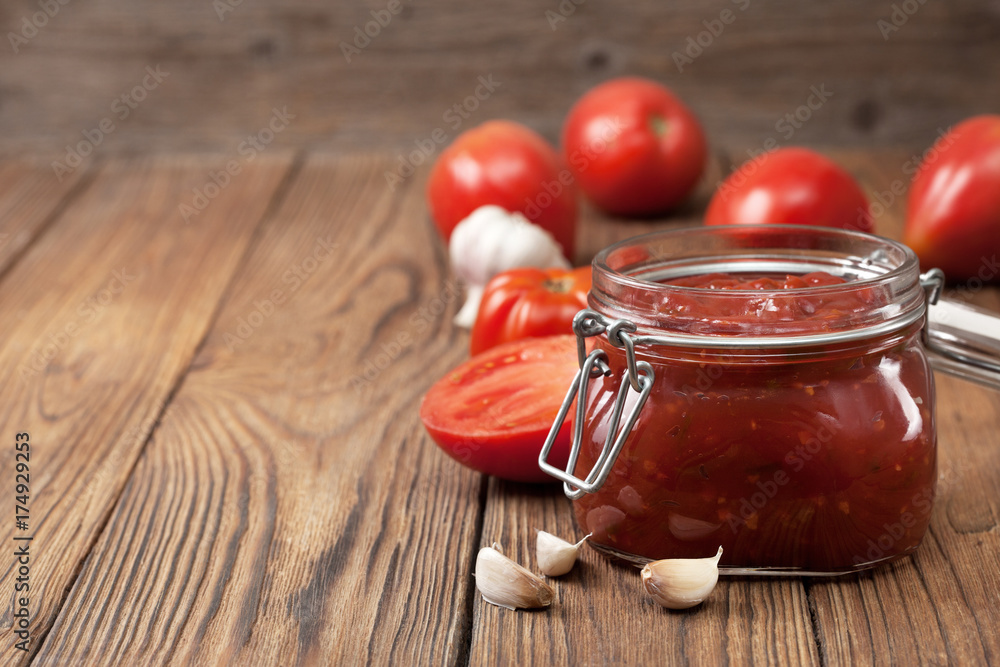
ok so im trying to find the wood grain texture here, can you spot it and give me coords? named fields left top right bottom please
left=33, top=155, right=485, bottom=665
left=470, top=480, right=819, bottom=666
left=0, top=155, right=293, bottom=664
left=0, top=158, right=88, bottom=275
left=2, top=0, right=999, bottom=156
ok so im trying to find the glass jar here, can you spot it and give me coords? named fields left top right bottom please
left=539, top=225, right=1000, bottom=575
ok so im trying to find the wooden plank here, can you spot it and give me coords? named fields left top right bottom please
left=469, top=480, right=819, bottom=666
left=2, top=1, right=999, bottom=155
left=32, top=155, right=485, bottom=665
left=806, top=152, right=1000, bottom=665
left=0, top=159, right=89, bottom=275
left=0, top=154, right=293, bottom=664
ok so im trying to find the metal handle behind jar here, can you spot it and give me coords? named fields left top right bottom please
left=922, top=269, right=1000, bottom=389
left=540, top=269, right=1000, bottom=496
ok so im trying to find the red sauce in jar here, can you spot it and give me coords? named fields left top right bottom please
left=574, top=271, right=936, bottom=573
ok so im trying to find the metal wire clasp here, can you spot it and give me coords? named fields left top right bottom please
left=538, top=310, right=654, bottom=499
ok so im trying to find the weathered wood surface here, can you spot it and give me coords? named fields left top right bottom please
left=0, top=151, right=995, bottom=665
left=471, top=479, right=821, bottom=666
left=0, top=155, right=293, bottom=664
left=33, top=155, right=486, bottom=665
left=2, top=0, right=1000, bottom=157
left=0, top=159, right=87, bottom=275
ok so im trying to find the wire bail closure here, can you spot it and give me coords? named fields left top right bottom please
left=538, top=309, right=654, bottom=499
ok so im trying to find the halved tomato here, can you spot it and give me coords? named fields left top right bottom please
left=420, top=335, right=581, bottom=483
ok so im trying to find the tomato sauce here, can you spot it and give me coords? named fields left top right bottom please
left=573, top=271, right=936, bottom=573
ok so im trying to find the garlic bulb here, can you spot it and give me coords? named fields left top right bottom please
left=641, top=546, right=723, bottom=610
left=475, top=543, right=554, bottom=610
left=449, top=206, right=570, bottom=327
left=536, top=531, right=591, bottom=576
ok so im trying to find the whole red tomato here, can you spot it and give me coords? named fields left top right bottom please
left=705, top=148, right=872, bottom=232
left=904, top=115, right=1000, bottom=281
left=561, top=77, right=707, bottom=216
left=471, top=266, right=591, bottom=355
left=427, top=120, right=578, bottom=258
left=420, top=335, right=581, bottom=483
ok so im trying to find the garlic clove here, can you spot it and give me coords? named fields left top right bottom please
left=475, top=543, right=554, bottom=610
left=449, top=206, right=570, bottom=329
left=536, top=531, right=591, bottom=577
left=641, top=546, right=723, bottom=610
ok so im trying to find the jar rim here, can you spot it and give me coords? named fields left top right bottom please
left=589, top=224, right=926, bottom=343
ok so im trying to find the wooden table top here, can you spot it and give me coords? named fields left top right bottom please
left=0, top=150, right=997, bottom=666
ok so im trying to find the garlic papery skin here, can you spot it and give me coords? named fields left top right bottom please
left=475, top=543, right=554, bottom=610
left=449, top=205, right=570, bottom=328
left=641, top=546, right=723, bottom=610
left=536, top=531, right=591, bottom=577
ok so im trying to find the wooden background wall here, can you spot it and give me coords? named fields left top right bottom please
left=1, top=0, right=999, bottom=158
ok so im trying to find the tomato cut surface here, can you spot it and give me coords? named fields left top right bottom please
left=420, top=335, right=581, bottom=483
